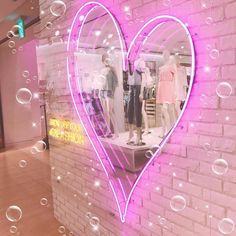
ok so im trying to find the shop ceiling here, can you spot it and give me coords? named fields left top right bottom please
left=0, top=0, right=39, bottom=44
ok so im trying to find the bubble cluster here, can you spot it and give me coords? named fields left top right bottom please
left=212, top=159, right=229, bottom=176
left=6, top=206, right=22, bottom=222
left=218, top=218, right=235, bottom=235
left=50, top=0, right=66, bottom=17
left=16, top=88, right=32, bottom=105
left=170, top=195, right=186, bottom=212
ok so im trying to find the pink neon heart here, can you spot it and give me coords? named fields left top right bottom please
left=66, top=1, right=195, bottom=222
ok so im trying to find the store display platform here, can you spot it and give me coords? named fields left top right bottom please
left=101, top=128, right=162, bottom=172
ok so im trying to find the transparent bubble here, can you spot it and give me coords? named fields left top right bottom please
left=8, top=41, right=15, bottom=48
left=31, top=146, right=38, bottom=154
left=45, top=22, right=53, bottom=30
left=163, top=0, right=171, bottom=6
left=206, top=17, right=213, bottom=25
left=203, top=142, right=211, bottom=151
left=145, top=150, right=153, bottom=159
left=6, top=206, right=22, bottom=222
left=40, top=198, right=48, bottom=206
left=218, top=218, right=235, bottom=235
left=33, top=140, right=47, bottom=152
left=16, top=88, right=32, bottom=105
left=26, top=79, right=31, bottom=84
left=7, top=31, right=14, bottom=39
left=209, top=49, right=220, bottom=60
left=32, top=76, right=38, bottom=80
left=216, top=82, right=233, bottom=99
left=86, top=212, right=92, bottom=219
left=151, top=144, right=161, bottom=154
left=50, top=0, right=66, bottom=17
left=89, top=216, right=100, bottom=228
left=212, top=159, right=229, bottom=176
left=159, top=217, right=167, bottom=226
left=12, top=49, right=17, bottom=54
left=58, top=226, right=66, bottom=234
left=170, top=195, right=186, bottom=212
left=206, top=44, right=212, bottom=51
left=22, top=70, right=30, bottom=78
left=18, top=46, right=23, bottom=51
left=18, top=160, right=27, bottom=168
left=10, top=25, right=23, bottom=37
left=10, top=225, right=18, bottom=234
left=68, top=232, right=74, bottom=236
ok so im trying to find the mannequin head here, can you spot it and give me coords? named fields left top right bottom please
left=102, top=53, right=112, bottom=66
left=162, top=50, right=171, bottom=63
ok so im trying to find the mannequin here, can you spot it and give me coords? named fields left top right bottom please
left=175, top=55, right=188, bottom=116
left=142, top=66, right=153, bottom=135
left=156, top=50, right=177, bottom=137
left=127, top=58, right=146, bottom=146
left=100, top=53, right=119, bottom=138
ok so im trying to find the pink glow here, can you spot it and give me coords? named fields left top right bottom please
left=67, top=1, right=195, bottom=223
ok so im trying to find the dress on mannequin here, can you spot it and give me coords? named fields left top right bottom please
left=156, top=54, right=177, bottom=137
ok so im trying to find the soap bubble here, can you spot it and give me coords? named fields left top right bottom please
left=85, top=212, right=92, bottom=219
left=45, top=22, right=53, bottom=29
left=58, top=226, right=66, bottom=234
left=145, top=150, right=153, bottom=159
left=33, top=140, right=47, bottom=152
left=16, top=88, right=32, bottom=104
left=7, top=31, right=14, bottom=39
left=40, top=198, right=48, bottom=206
left=6, top=206, right=22, bottom=222
left=12, top=49, right=17, bottom=54
left=163, top=0, right=171, bottom=6
left=170, top=195, right=186, bottom=212
left=212, top=159, right=228, bottom=175
left=9, top=226, right=18, bottom=234
left=22, top=70, right=30, bottom=78
left=89, top=216, right=100, bottom=229
left=206, top=17, right=213, bottom=25
left=18, top=160, right=27, bottom=168
left=218, top=218, right=235, bottom=235
left=203, top=142, right=211, bottom=151
left=216, top=82, right=233, bottom=99
left=8, top=41, right=15, bottom=48
left=50, top=0, right=66, bottom=17
left=209, top=49, right=220, bottom=59
left=10, top=25, right=23, bottom=37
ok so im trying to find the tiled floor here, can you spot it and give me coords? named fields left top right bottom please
left=0, top=146, right=63, bottom=236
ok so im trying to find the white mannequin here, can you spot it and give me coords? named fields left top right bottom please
left=100, top=54, right=119, bottom=138
left=157, top=50, right=177, bottom=137
left=175, top=55, right=188, bottom=116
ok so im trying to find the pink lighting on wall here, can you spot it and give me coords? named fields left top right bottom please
left=67, top=1, right=196, bottom=223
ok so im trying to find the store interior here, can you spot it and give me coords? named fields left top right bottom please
left=75, top=6, right=193, bottom=195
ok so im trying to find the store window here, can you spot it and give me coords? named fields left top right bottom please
left=73, top=6, right=194, bottom=198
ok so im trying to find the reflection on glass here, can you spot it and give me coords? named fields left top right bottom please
left=75, top=7, right=193, bottom=199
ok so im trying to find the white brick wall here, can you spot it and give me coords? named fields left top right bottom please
left=36, top=0, right=236, bottom=235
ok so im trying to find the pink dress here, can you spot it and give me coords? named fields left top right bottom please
left=156, top=64, right=176, bottom=104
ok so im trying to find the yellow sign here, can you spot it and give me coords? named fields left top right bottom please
left=49, top=118, right=85, bottom=145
